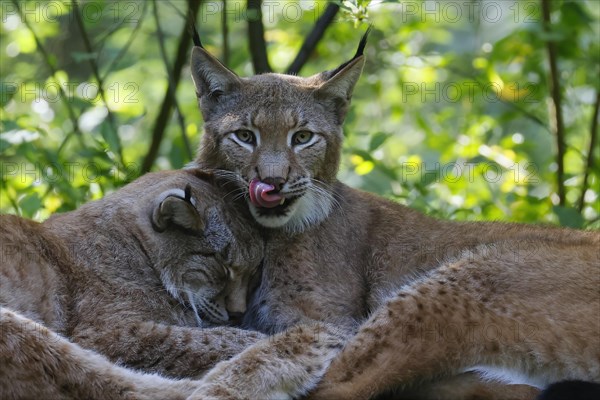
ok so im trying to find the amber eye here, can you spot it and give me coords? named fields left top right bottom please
left=292, top=131, right=314, bottom=146
left=234, top=130, right=256, bottom=145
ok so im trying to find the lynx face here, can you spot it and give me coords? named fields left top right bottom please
left=191, top=47, right=365, bottom=232
left=147, top=179, right=262, bottom=325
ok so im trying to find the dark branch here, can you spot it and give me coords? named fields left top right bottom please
left=541, top=0, right=567, bottom=206
left=578, top=90, right=600, bottom=212
left=222, top=0, right=230, bottom=65
left=247, top=0, right=272, bottom=73
left=286, top=3, right=340, bottom=75
left=141, top=0, right=202, bottom=173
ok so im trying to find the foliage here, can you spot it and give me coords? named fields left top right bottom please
left=1, top=0, right=599, bottom=228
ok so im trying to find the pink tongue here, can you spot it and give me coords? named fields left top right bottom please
left=249, top=179, right=284, bottom=208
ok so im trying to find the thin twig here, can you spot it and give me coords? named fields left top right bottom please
left=247, top=0, right=272, bottom=73
left=141, top=0, right=201, bottom=173
left=287, top=3, right=340, bottom=75
left=94, top=15, right=134, bottom=52
left=541, top=0, right=566, bottom=206
left=72, top=0, right=124, bottom=165
left=441, top=64, right=548, bottom=130
left=102, top=2, right=149, bottom=81
left=162, top=0, right=187, bottom=19
left=222, top=0, right=230, bottom=65
left=151, top=0, right=193, bottom=160
left=10, top=0, right=84, bottom=147
left=577, top=90, right=600, bottom=212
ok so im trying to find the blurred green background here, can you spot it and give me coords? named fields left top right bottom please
left=1, top=0, right=599, bottom=228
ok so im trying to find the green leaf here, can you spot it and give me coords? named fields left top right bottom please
left=552, top=206, right=584, bottom=228
left=0, top=137, right=10, bottom=153
left=71, top=51, right=99, bottom=63
left=0, top=82, right=18, bottom=108
left=99, top=123, right=121, bottom=159
left=19, top=193, right=42, bottom=218
left=349, top=148, right=375, bottom=162
left=369, top=132, right=391, bottom=152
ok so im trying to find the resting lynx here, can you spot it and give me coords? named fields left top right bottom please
left=190, top=32, right=600, bottom=399
left=0, top=169, right=346, bottom=400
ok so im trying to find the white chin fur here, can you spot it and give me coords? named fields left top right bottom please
left=248, top=190, right=332, bottom=233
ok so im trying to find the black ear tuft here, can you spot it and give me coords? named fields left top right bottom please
left=188, top=18, right=202, bottom=48
left=184, top=184, right=192, bottom=203
left=353, top=25, right=372, bottom=60
left=328, top=26, right=371, bottom=77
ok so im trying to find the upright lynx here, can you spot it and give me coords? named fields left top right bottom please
left=191, top=31, right=600, bottom=399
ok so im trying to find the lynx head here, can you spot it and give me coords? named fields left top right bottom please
left=191, top=31, right=368, bottom=233
left=134, top=171, right=262, bottom=326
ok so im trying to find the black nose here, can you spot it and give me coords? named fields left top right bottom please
left=262, top=177, right=286, bottom=192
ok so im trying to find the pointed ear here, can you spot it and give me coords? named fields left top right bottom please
left=314, top=56, right=365, bottom=122
left=191, top=47, right=240, bottom=102
left=151, top=187, right=204, bottom=233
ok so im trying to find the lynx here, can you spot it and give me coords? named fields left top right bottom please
left=0, top=169, right=346, bottom=400
left=190, top=31, right=600, bottom=400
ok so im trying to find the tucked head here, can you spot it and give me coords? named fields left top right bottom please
left=191, top=32, right=368, bottom=233
left=125, top=170, right=263, bottom=326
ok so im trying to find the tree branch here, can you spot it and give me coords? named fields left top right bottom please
left=247, top=0, right=272, bottom=73
left=541, top=0, right=567, bottom=206
left=222, top=0, right=230, bottom=66
left=286, top=3, right=340, bottom=75
left=141, top=0, right=201, bottom=173
left=577, top=90, right=600, bottom=212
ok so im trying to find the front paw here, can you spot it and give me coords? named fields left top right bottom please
left=307, top=363, right=370, bottom=400
left=188, top=323, right=346, bottom=400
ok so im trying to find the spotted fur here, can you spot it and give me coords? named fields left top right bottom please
left=191, top=38, right=600, bottom=400
left=1, top=170, right=346, bottom=399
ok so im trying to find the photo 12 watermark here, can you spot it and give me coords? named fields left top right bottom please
left=1, top=81, right=139, bottom=105
left=401, top=81, right=539, bottom=104
left=397, top=161, right=539, bottom=185
left=395, top=1, right=540, bottom=24
left=1, top=161, right=141, bottom=185
left=1, top=1, right=143, bottom=24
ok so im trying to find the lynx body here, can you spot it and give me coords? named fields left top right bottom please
left=0, top=170, right=346, bottom=400
left=190, top=38, right=600, bottom=399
